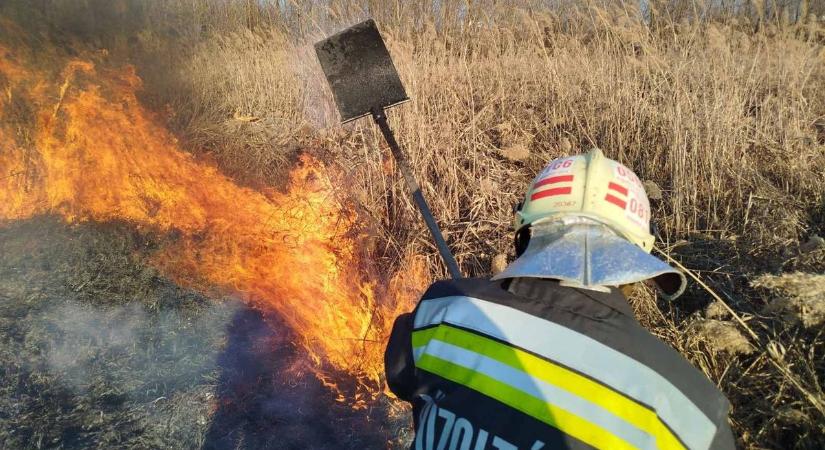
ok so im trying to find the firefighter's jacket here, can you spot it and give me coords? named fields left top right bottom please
left=384, top=277, right=735, bottom=450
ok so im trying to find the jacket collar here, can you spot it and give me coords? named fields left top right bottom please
left=503, top=277, right=635, bottom=317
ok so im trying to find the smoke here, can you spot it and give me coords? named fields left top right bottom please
left=0, top=217, right=238, bottom=447
left=0, top=0, right=373, bottom=130
left=44, top=302, right=142, bottom=392
left=39, top=300, right=240, bottom=397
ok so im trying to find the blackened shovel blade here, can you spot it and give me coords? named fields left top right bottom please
left=314, top=19, right=409, bottom=123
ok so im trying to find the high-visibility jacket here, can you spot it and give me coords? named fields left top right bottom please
left=384, top=277, right=735, bottom=450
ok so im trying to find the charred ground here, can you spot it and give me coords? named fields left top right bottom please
left=0, top=217, right=403, bottom=449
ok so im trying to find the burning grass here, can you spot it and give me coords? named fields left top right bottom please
left=1, top=1, right=824, bottom=448
left=0, top=44, right=425, bottom=404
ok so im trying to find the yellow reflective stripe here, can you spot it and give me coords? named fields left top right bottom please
left=417, top=353, right=637, bottom=450
left=413, top=325, right=685, bottom=450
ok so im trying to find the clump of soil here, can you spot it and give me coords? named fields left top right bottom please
left=494, top=121, right=532, bottom=161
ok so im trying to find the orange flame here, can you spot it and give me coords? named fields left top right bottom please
left=0, top=45, right=427, bottom=404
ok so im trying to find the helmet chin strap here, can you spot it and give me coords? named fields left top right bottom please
left=514, top=226, right=531, bottom=258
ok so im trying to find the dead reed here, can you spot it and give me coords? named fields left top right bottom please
left=155, top=8, right=825, bottom=447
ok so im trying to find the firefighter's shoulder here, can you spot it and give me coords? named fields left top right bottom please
left=418, top=277, right=505, bottom=302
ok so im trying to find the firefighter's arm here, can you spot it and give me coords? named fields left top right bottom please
left=384, top=312, right=416, bottom=402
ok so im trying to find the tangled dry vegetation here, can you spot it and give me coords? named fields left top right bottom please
left=148, top=10, right=825, bottom=449
left=1, top=0, right=824, bottom=448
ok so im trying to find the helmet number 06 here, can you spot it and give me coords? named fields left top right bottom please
left=550, top=159, right=573, bottom=170
left=539, top=158, right=573, bottom=179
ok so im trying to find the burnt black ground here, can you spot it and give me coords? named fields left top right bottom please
left=0, top=216, right=399, bottom=449
left=204, top=307, right=397, bottom=450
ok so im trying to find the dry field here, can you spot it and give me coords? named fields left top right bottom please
left=1, top=0, right=824, bottom=448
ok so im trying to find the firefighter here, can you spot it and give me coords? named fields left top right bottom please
left=384, top=148, right=735, bottom=450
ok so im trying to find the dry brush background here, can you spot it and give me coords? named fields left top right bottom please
left=1, top=0, right=824, bottom=448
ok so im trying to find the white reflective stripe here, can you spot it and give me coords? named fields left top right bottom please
left=422, top=339, right=655, bottom=449
left=414, top=296, right=716, bottom=450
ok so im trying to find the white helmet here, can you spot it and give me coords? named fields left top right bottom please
left=494, top=148, right=686, bottom=299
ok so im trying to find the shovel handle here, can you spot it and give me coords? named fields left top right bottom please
left=372, top=109, right=462, bottom=280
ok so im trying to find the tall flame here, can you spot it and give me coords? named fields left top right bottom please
left=0, top=44, right=426, bottom=404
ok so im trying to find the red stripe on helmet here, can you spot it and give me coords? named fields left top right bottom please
left=605, top=194, right=627, bottom=209
left=608, top=182, right=628, bottom=196
left=534, top=175, right=574, bottom=189
left=531, top=186, right=572, bottom=201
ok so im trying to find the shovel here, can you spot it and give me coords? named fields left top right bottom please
left=315, top=19, right=462, bottom=279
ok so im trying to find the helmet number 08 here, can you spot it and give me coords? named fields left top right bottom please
left=628, top=197, right=649, bottom=223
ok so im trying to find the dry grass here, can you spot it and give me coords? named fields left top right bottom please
left=140, top=5, right=825, bottom=263
left=157, top=9, right=825, bottom=448
left=2, top=0, right=825, bottom=448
